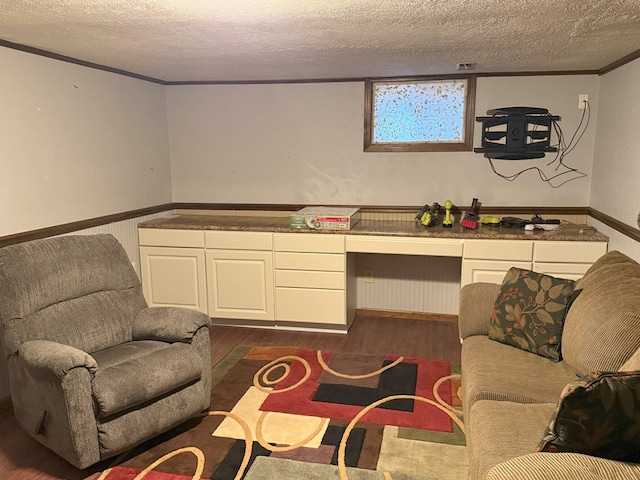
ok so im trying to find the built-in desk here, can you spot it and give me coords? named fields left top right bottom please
left=138, top=215, right=608, bottom=332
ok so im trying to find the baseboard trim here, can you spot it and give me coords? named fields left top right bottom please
left=356, top=308, right=458, bottom=323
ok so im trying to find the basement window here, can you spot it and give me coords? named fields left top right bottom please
left=364, top=76, right=476, bottom=152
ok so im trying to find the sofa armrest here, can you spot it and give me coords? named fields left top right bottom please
left=459, top=282, right=500, bottom=339
left=487, top=452, right=640, bottom=480
left=18, top=340, right=97, bottom=379
left=133, top=307, right=211, bottom=343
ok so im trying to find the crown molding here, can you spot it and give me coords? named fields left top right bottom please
left=2, top=38, right=637, bottom=85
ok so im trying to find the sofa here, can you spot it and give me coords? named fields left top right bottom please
left=459, top=250, right=640, bottom=480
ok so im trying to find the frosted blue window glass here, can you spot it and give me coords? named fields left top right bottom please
left=372, top=80, right=467, bottom=143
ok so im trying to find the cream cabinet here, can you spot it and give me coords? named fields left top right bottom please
left=139, top=224, right=607, bottom=330
left=533, top=241, right=607, bottom=280
left=461, top=239, right=533, bottom=286
left=273, top=233, right=351, bottom=326
left=138, top=229, right=207, bottom=313
left=461, top=239, right=608, bottom=286
left=205, top=231, right=274, bottom=321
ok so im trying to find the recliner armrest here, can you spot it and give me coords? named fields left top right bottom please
left=18, top=340, right=98, bottom=379
left=132, top=307, right=212, bottom=343
left=459, top=282, right=500, bottom=339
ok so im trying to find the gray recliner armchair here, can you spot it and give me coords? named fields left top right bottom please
left=0, top=234, right=212, bottom=469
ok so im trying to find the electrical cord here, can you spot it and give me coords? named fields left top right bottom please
left=486, top=103, right=589, bottom=188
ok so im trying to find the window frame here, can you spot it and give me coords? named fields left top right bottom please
left=364, top=75, right=476, bottom=152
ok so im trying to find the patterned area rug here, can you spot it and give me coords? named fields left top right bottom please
left=93, top=345, right=467, bottom=480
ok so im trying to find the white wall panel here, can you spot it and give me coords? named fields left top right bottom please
left=166, top=75, right=598, bottom=208
left=591, top=57, right=640, bottom=230
left=0, top=46, right=172, bottom=237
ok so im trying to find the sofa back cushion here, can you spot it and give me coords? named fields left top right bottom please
left=561, top=251, right=640, bottom=376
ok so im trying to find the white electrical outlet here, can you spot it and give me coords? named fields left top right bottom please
left=578, top=94, right=588, bottom=109
left=364, top=268, right=374, bottom=283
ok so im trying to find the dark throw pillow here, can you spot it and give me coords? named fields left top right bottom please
left=537, top=371, right=640, bottom=462
left=489, top=267, right=576, bottom=361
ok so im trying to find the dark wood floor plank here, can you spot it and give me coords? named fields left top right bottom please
left=0, top=314, right=460, bottom=479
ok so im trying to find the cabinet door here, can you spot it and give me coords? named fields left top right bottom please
left=206, top=250, right=274, bottom=321
left=461, top=260, right=532, bottom=287
left=139, top=246, right=207, bottom=313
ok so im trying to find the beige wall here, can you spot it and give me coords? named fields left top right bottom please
left=591, top=57, right=640, bottom=230
left=2, top=42, right=636, bottom=234
left=166, top=75, right=599, bottom=208
left=0, top=47, right=173, bottom=237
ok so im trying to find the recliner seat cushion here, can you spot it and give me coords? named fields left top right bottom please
left=91, top=341, right=203, bottom=418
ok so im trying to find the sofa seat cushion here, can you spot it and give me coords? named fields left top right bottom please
left=468, top=400, right=556, bottom=480
left=91, top=341, right=203, bottom=418
left=561, top=251, right=640, bottom=376
left=462, top=336, right=577, bottom=412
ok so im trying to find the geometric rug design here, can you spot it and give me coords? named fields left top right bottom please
left=93, top=345, right=467, bottom=480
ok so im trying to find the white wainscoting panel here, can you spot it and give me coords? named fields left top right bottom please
left=66, top=211, right=174, bottom=277
left=355, top=253, right=462, bottom=315
left=588, top=217, right=640, bottom=262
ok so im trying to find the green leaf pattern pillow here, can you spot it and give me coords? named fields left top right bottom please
left=489, top=267, right=575, bottom=361
left=537, top=371, right=640, bottom=462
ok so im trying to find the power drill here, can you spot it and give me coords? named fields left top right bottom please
left=415, top=202, right=441, bottom=227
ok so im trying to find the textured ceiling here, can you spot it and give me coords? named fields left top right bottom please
left=1, top=0, right=640, bottom=82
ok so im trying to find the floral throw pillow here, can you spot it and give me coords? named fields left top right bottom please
left=537, top=371, right=640, bottom=462
left=489, top=267, right=575, bottom=361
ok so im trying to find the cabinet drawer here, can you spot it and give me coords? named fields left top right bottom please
left=463, top=240, right=533, bottom=261
left=275, top=288, right=345, bottom=324
left=346, top=235, right=463, bottom=257
left=461, top=259, right=532, bottom=287
left=274, top=252, right=345, bottom=272
left=533, top=241, right=607, bottom=263
left=273, top=233, right=345, bottom=253
left=205, top=230, right=273, bottom=250
left=275, top=270, right=345, bottom=289
left=533, top=262, right=591, bottom=281
left=139, top=228, right=204, bottom=248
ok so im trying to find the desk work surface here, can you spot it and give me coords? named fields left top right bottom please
left=139, top=214, right=608, bottom=243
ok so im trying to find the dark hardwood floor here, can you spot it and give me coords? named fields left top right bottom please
left=0, top=314, right=461, bottom=480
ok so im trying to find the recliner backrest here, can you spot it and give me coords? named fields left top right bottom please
left=0, top=234, right=147, bottom=356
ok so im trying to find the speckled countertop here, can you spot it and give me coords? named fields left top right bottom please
left=139, top=214, right=608, bottom=242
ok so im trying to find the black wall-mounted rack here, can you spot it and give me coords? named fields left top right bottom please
left=474, top=107, right=560, bottom=160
